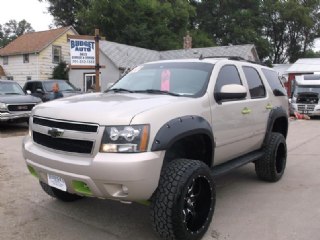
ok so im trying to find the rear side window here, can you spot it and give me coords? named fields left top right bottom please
left=243, top=66, right=266, bottom=98
left=262, top=68, right=287, bottom=96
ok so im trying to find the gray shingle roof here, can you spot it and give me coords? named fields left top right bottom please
left=100, top=41, right=259, bottom=69
left=100, top=41, right=159, bottom=69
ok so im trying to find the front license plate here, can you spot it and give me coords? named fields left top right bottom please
left=47, top=174, right=67, bottom=191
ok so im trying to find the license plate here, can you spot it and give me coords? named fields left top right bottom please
left=47, top=174, right=67, bottom=191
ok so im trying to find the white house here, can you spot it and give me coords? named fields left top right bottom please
left=0, top=26, right=78, bottom=86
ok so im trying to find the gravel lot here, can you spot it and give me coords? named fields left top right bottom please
left=0, top=119, right=319, bottom=240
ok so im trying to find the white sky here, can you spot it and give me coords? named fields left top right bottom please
left=0, top=0, right=53, bottom=31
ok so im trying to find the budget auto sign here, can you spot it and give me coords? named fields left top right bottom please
left=70, top=39, right=95, bottom=66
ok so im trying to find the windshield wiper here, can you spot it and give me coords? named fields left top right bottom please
left=134, top=89, right=181, bottom=96
left=105, top=88, right=134, bottom=93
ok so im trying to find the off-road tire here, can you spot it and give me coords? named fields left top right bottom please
left=150, top=159, right=215, bottom=240
left=39, top=181, right=83, bottom=202
left=255, top=132, right=287, bottom=182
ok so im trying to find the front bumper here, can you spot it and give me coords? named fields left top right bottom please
left=0, top=111, right=30, bottom=122
left=22, top=136, right=165, bottom=201
left=291, top=103, right=320, bottom=116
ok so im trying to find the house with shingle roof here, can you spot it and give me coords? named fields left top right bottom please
left=0, top=26, right=259, bottom=91
left=69, top=41, right=259, bottom=91
left=0, top=26, right=78, bottom=86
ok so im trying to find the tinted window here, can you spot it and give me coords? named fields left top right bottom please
left=243, top=66, right=266, bottom=98
left=262, top=68, right=287, bottom=96
left=214, top=65, right=242, bottom=93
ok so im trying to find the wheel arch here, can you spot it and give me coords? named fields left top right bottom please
left=263, top=107, right=288, bottom=147
left=151, top=116, right=214, bottom=167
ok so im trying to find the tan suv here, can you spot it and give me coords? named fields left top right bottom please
left=23, top=57, right=289, bottom=240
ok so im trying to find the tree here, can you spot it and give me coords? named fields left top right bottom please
left=39, top=0, right=89, bottom=33
left=52, top=61, right=69, bottom=80
left=0, top=19, right=34, bottom=48
left=77, top=0, right=204, bottom=50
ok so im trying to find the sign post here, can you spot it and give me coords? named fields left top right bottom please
left=68, top=29, right=104, bottom=92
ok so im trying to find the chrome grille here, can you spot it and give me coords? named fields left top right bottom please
left=32, top=116, right=99, bottom=154
left=297, top=104, right=315, bottom=111
left=8, top=104, right=35, bottom=111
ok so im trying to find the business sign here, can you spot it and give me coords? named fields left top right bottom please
left=70, top=39, right=95, bottom=66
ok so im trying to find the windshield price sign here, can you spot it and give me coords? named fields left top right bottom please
left=70, top=39, right=95, bottom=66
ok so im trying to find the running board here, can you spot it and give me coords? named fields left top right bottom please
left=212, top=150, right=264, bottom=177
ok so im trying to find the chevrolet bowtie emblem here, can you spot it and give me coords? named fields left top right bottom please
left=48, top=128, right=64, bottom=138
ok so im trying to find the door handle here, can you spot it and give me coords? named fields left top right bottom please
left=242, top=107, right=252, bottom=114
left=266, top=103, right=273, bottom=110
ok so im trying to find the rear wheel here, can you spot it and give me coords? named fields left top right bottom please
left=255, top=132, right=287, bottom=182
left=39, top=181, right=83, bottom=202
left=151, top=159, right=215, bottom=240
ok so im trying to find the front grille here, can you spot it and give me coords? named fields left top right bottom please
left=297, top=104, right=315, bottom=111
left=8, top=104, right=35, bottom=111
left=33, top=131, right=94, bottom=154
left=33, top=117, right=98, bottom=132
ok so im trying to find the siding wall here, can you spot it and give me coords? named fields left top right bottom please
left=0, top=29, right=76, bottom=87
left=0, top=54, right=40, bottom=86
left=69, top=51, right=121, bottom=92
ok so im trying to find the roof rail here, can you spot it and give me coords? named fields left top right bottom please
left=199, top=55, right=265, bottom=66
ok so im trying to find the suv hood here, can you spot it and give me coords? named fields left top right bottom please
left=33, top=92, right=193, bottom=125
left=0, top=94, right=41, bottom=104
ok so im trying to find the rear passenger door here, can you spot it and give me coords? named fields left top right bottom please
left=241, top=66, right=269, bottom=148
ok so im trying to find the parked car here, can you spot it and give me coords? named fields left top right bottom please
left=23, top=79, right=82, bottom=102
left=0, top=80, right=41, bottom=123
left=23, top=57, right=288, bottom=240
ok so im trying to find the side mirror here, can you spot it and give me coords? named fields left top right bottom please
left=215, top=84, right=247, bottom=102
left=26, top=90, right=31, bottom=95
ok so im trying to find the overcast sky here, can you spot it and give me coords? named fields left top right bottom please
left=0, top=0, right=53, bottom=31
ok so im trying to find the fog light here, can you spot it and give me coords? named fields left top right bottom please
left=122, top=185, right=129, bottom=194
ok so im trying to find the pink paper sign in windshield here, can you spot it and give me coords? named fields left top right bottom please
left=161, top=69, right=171, bottom=91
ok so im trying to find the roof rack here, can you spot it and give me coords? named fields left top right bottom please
left=199, top=55, right=265, bottom=66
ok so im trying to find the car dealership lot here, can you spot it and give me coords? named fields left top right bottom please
left=0, top=120, right=319, bottom=240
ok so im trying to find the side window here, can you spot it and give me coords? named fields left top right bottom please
left=24, top=82, right=34, bottom=92
left=242, top=66, right=266, bottom=99
left=261, top=68, right=287, bottom=96
left=214, top=65, right=242, bottom=93
left=52, top=46, right=62, bottom=63
left=34, top=82, right=43, bottom=92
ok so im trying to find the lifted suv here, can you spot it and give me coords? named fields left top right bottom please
left=23, top=57, right=288, bottom=240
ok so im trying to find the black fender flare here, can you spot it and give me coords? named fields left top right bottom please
left=151, top=115, right=214, bottom=151
left=263, top=106, right=288, bottom=147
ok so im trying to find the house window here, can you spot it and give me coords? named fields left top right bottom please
left=23, top=54, right=29, bottom=63
left=7, top=76, right=13, bottom=80
left=52, top=46, right=62, bottom=63
left=3, top=56, right=8, bottom=65
left=27, top=76, right=32, bottom=81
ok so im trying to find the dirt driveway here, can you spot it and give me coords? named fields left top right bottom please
left=0, top=120, right=320, bottom=240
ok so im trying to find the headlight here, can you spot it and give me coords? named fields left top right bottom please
left=0, top=102, right=7, bottom=111
left=100, top=125, right=149, bottom=153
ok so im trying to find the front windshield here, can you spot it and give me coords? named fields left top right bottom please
left=43, top=81, right=76, bottom=92
left=294, top=85, right=320, bottom=95
left=110, top=62, right=214, bottom=97
left=0, top=82, right=25, bottom=95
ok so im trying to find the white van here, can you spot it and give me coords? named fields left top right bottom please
left=290, top=74, right=320, bottom=116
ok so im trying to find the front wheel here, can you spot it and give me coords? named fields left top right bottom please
left=150, top=159, right=215, bottom=240
left=255, top=132, right=287, bottom=182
